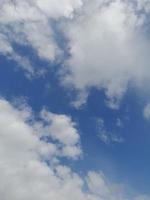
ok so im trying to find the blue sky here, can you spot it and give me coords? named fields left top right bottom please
left=0, top=1, right=150, bottom=200
left=1, top=53, right=150, bottom=194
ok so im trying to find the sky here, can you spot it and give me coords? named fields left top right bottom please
left=0, top=0, right=150, bottom=200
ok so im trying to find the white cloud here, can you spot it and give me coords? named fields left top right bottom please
left=0, top=98, right=83, bottom=200
left=97, top=119, right=123, bottom=144
left=40, top=110, right=80, bottom=145
left=38, top=109, right=82, bottom=159
left=143, top=103, right=150, bottom=119
left=0, top=98, right=82, bottom=163
left=87, top=171, right=127, bottom=200
left=0, top=33, right=13, bottom=54
left=0, top=0, right=82, bottom=75
left=0, top=98, right=148, bottom=200
left=2, top=0, right=150, bottom=108
left=1, top=0, right=150, bottom=108
left=62, top=0, right=150, bottom=108
left=36, top=0, right=83, bottom=19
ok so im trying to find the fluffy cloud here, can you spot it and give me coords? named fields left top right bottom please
left=62, top=0, right=150, bottom=108
left=87, top=171, right=128, bottom=200
left=36, top=109, right=82, bottom=159
left=2, top=0, right=150, bottom=107
left=0, top=98, right=148, bottom=200
left=0, top=0, right=82, bottom=75
left=0, top=98, right=82, bottom=162
left=0, top=98, right=83, bottom=200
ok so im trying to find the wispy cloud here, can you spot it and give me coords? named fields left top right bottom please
left=97, top=118, right=124, bottom=144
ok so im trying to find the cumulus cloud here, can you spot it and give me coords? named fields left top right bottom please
left=0, top=98, right=149, bottom=200
left=37, top=109, right=82, bottom=159
left=0, top=98, right=83, bottom=200
left=0, top=0, right=82, bottom=75
left=62, top=0, right=150, bottom=108
left=1, top=0, right=150, bottom=108
left=0, top=98, right=82, bottom=162
left=1, top=1, right=150, bottom=199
